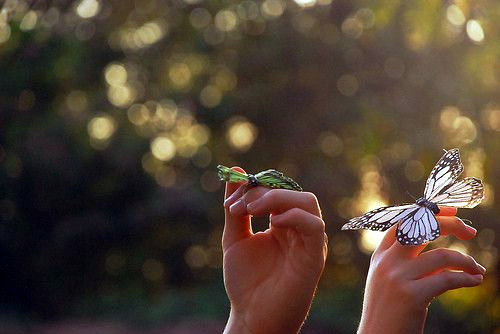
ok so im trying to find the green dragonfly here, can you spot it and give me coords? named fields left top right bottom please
left=217, top=165, right=303, bottom=191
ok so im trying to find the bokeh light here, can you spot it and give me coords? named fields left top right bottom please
left=226, top=118, right=258, bottom=152
left=87, top=115, right=116, bottom=141
left=446, top=5, right=466, bottom=26
left=466, top=20, right=485, bottom=43
left=151, top=136, right=176, bottom=161
left=359, top=230, right=385, bottom=254
left=19, top=10, right=37, bottom=31
left=75, top=0, right=100, bottom=19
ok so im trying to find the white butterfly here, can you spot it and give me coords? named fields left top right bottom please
left=341, top=149, right=484, bottom=245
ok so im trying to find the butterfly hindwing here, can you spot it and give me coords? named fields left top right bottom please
left=254, top=169, right=303, bottom=191
left=396, top=207, right=440, bottom=245
left=430, top=177, right=484, bottom=208
left=341, top=204, right=419, bottom=232
left=423, top=148, right=463, bottom=200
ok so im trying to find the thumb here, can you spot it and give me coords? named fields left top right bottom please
left=222, top=167, right=252, bottom=250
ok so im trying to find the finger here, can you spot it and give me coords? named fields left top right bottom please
left=223, top=167, right=252, bottom=250
left=387, top=216, right=478, bottom=258
left=224, top=166, right=247, bottom=201
left=415, top=271, right=483, bottom=299
left=436, top=206, right=457, bottom=217
left=376, top=224, right=399, bottom=253
left=246, top=189, right=322, bottom=218
left=375, top=207, right=459, bottom=254
left=224, top=182, right=248, bottom=209
left=228, top=186, right=271, bottom=217
left=271, top=208, right=326, bottom=254
left=437, top=216, right=477, bottom=240
left=402, top=248, right=486, bottom=279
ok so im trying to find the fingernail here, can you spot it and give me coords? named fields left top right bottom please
left=472, top=274, right=484, bottom=282
left=223, top=197, right=233, bottom=208
left=465, top=225, right=477, bottom=235
left=477, top=263, right=487, bottom=274
left=230, top=198, right=246, bottom=216
left=224, top=191, right=241, bottom=208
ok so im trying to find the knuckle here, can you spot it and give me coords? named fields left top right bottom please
left=399, top=282, right=418, bottom=301
left=287, top=207, right=304, bottom=218
left=371, top=258, right=391, bottom=277
left=264, top=189, right=280, bottom=202
left=434, top=248, right=453, bottom=263
left=464, top=254, right=476, bottom=267
left=440, top=271, right=461, bottom=287
left=386, top=268, right=402, bottom=284
left=303, top=192, right=319, bottom=205
left=442, top=272, right=457, bottom=286
left=314, top=218, right=326, bottom=232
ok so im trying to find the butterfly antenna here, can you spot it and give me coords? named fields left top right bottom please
left=406, top=190, right=416, bottom=201
left=462, top=218, right=473, bottom=225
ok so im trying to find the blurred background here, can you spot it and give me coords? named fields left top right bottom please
left=0, top=0, right=499, bottom=332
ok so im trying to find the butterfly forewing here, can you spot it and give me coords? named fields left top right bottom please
left=341, top=204, right=418, bottom=232
left=397, top=207, right=440, bottom=245
left=254, top=169, right=303, bottom=191
left=217, top=165, right=249, bottom=183
left=431, top=177, right=484, bottom=208
left=423, top=149, right=463, bottom=201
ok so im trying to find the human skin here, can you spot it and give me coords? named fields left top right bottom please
left=222, top=167, right=328, bottom=334
left=358, top=207, right=486, bottom=334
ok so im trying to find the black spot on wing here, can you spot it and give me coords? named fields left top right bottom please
left=424, top=148, right=463, bottom=199
left=342, top=206, right=416, bottom=232
left=396, top=209, right=440, bottom=246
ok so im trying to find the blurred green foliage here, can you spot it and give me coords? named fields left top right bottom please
left=0, top=0, right=499, bottom=332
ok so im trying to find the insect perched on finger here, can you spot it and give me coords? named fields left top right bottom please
left=217, top=165, right=303, bottom=191
left=342, top=149, right=484, bottom=246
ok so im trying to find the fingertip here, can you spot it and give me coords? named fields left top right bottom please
left=464, top=224, right=477, bottom=237
left=231, top=166, right=246, bottom=174
left=437, top=206, right=457, bottom=217
left=472, top=274, right=484, bottom=283
left=224, top=166, right=247, bottom=200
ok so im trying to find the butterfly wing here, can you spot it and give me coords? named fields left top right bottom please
left=423, top=148, right=463, bottom=200
left=254, top=169, right=303, bottom=191
left=217, top=165, right=249, bottom=183
left=429, top=177, right=484, bottom=208
left=397, top=207, right=440, bottom=245
left=341, top=204, right=419, bottom=232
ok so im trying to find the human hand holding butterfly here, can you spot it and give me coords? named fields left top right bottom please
left=222, top=167, right=328, bottom=334
left=358, top=207, right=486, bottom=334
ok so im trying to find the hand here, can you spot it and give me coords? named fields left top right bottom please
left=222, top=167, right=328, bottom=334
left=358, top=207, right=486, bottom=334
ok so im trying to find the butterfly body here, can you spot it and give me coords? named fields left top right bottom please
left=342, top=149, right=484, bottom=246
left=248, top=174, right=259, bottom=187
left=415, top=197, right=440, bottom=214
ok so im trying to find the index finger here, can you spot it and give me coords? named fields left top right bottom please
left=246, top=189, right=322, bottom=218
left=224, top=166, right=247, bottom=200
left=376, top=215, right=477, bottom=257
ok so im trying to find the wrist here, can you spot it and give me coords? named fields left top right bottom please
left=224, top=310, right=253, bottom=334
left=358, top=305, right=428, bottom=334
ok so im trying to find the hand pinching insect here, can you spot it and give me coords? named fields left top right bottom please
left=342, top=149, right=484, bottom=245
